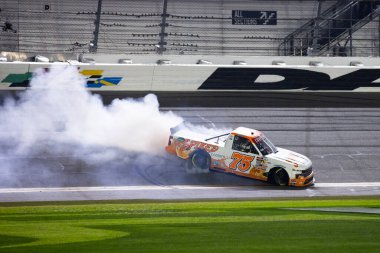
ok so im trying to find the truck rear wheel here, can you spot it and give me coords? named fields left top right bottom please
left=187, top=149, right=211, bottom=173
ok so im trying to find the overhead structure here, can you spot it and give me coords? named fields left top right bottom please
left=279, top=0, right=380, bottom=56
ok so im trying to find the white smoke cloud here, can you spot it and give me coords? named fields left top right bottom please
left=0, top=66, right=229, bottom=188
left=0, top=66, right=185, bottom=187
left=0, top=66, right=182, bottom=155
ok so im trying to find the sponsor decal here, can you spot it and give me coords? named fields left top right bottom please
left=80, top=70, right=122, bottom=88
left=211, top=158, right=229, bottom=170
left=176, top=137, right=185, bottom=142
left=255, top=156, right=265, bottom=167
left=1, top=69, right=122, bottom=88
left=174, top=139, right=219, bottom=159
left=199, top=67, right=380, bottom=90
left=249, top=168, right=268, bottom=179
left=182, top=140, right=219, bottom=153
left=254, top=156, right=268, bottom=170
left=1, top=72, right=32, bottom=87
left=211, top=153, right=225, bottom=159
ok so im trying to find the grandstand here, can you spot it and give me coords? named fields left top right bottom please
left=0, top=0, right=379, bottom=56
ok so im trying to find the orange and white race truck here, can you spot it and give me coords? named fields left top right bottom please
left=166, top=125, right=314, bottom=187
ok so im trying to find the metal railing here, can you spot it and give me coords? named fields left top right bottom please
left=278, top=0, right=380, bottom=56
left=278, top=0, right=360, bottom=55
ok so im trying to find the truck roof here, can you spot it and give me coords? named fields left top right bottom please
left=231, top=127, right=262, bottom=139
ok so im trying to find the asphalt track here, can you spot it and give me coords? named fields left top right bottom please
left=95, top=91, right=380, bottom=108
left=1, top=91, right=380, bottom=201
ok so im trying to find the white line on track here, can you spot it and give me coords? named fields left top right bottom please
left=0, top=186, right=221, bottom=193
left=0, top=182, right=380, bottom=194
left=316, top=182, right=380, bottom=188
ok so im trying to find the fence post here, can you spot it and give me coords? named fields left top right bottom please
left=158, top=0, right=168, bottom=54
left=91, top=0, right=103, bottom=53
left=378, top=17, right=380, bottom=56
left=349, top=3, right=353, bottom=56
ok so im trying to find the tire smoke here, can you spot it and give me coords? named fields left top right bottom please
left=0, top=66, right=182, bottom=154
left=0, top=66, right=182, bottom=187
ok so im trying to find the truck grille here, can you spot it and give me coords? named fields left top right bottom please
left=300, top=167, right=313, bottom=177
left=304, top=176, right=314, bottom=185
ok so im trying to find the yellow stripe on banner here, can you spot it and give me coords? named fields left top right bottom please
left=80, top=70, right=103, bottom=76
left=99, top=80, right=116, bottom=86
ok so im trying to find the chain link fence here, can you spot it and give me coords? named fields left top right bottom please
left=1, top=0, right=379, bottom=57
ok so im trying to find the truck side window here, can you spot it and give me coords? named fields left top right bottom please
left=232, top=135, right=257, bottom=154
left=251, top=145, right=259, bottom=155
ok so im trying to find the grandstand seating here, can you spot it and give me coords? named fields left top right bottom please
left=0, top=0, right=378, bottom=56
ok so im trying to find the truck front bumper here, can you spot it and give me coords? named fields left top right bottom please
left=290, top=170, right=315, bottom=187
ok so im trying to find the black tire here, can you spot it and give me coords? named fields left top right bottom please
left=186, top=149, right=211, bottom=173
left=271, top=168, right=289, bottom=186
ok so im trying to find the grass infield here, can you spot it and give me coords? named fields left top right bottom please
left=0, top=197, right=379, bottom=253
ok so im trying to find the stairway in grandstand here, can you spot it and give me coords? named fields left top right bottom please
left=279, top=0, right=380, bottom=56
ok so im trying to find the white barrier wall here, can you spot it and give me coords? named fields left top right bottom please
left=1, top=57, right=380, bottom=91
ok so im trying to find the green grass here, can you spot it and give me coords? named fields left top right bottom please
left=0, top=197, right=379, bottom=253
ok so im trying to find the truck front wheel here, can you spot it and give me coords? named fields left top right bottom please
left=187, top=149, right=211, bottom=173
left=269, top=168, right=289, bottom=186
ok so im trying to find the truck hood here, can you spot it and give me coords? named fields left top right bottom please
left=267, top=147, right=312, bottom=168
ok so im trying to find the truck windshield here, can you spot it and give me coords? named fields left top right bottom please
left=254, top=135, right=278, bottom=155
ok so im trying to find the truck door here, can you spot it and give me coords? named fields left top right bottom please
left=225, top=135, right=260, bottom=175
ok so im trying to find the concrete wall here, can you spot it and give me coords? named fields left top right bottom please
left=1, top=56, right=380, bottom=91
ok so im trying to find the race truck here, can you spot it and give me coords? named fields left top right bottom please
left=165, top=125, right=314, bottom=187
